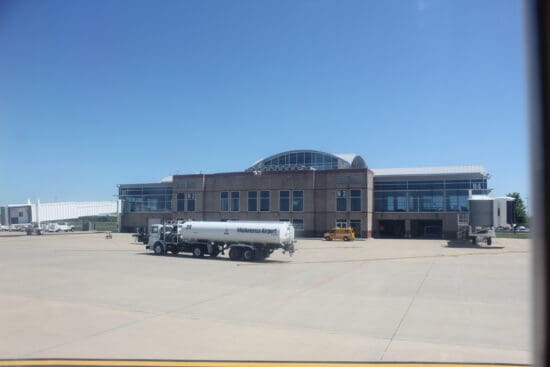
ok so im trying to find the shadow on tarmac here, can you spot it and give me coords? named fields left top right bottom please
left=135, top=251, right=288, bottom=264
left=445, top=240, right=504, bottom=249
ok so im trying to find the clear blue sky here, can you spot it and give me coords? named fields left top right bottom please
left=0, top=0, right=529, bottom=205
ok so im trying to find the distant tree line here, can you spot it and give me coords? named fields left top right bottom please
left=507, top=192, right=528, bottom=226
left=78, top=215, right=117, bottom=222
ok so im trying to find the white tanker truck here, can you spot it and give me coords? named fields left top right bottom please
left=146, top=220, right=296, bottom=261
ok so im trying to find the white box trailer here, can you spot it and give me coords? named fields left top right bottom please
left=147, top=220, right=296, bottom=261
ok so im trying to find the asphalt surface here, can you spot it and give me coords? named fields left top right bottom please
left=0, top=232, right=531, bottom=363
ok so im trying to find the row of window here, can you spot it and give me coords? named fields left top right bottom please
left=374, top=179, right=487, bottom=191
left=220, top=190, right=304, bottom=212
left=119, top=186, right=173, bottom=213
left=119, top=187, right=172, bottom=196
left=122, top=189, right=363, bottom=213
left=375, top=190, right=470, bottom=212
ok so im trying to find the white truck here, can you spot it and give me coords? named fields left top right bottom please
left=146, top=220, right=296, bottom=261
left=46, top=223, right=75, bottom=232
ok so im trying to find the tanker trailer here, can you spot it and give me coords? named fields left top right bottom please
left=147, top=221, right=296, bottom=261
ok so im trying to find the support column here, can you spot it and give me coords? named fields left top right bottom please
left=36, top=199, right=40, bottom=228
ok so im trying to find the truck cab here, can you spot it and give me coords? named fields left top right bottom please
left=147, top=224, right=177, bottom=248
left=147, top=223, right=222, bottom=258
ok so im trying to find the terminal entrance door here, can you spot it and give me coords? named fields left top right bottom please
left=378, top=220, right=405, bottom=238
left=411, top=220, right=443, bottom=238
left=350, top=220, right=361, bottom=238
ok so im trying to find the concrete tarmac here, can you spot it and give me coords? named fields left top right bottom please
left=0, top=232, right=531, bottom=363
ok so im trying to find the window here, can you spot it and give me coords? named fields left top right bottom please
left=119, top=185, right=172, bottom=213
left=336, top=219, right=347, bottom=228
left=374, top=181, right=407, bottom=190
left=375, top=191, right=407, bottom=212
left=231, top=192, right=240, bottom=211
left=187, top=193, right=195, bottom=212
left=445, top=180, right=471, bottom=189
left=18, top=212, right=23, bottom=217
left=247, top=191, right=257, bottom=211
left=292, top=190, right=303, bottom=211
left=408, top=181, right=444, bottom=190
left=292, top=219, right=304, bottom=230
left=260, top=191, right=270, bottom=211
left=350, top=190, right=361, bottom=211
left=419, top=191, right=444, bottom=212
left=336, top=190, right=347, bottom=211
left=280, top=191, right=290, bottom=211
left=177, top=193, right=185, bottom=211
left=446, top=190, right=469, bottom=212
left=220, top=192, right=229, bottom=211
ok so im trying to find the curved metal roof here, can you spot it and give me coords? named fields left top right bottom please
left=246, top=150, right=367, bottom=172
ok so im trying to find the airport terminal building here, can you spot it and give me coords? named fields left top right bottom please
left=118, top=150, right=491, bottom=239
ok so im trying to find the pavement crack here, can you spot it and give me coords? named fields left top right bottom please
left=379, top=258, right=435, bottom=360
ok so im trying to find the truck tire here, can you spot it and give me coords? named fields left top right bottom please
left=153, top=242, right=164, bottom=255
left=243, top=248, right=255, bottom=261
left=192, top=246, right=205, bottom=258
left=229, top=247, right=242, bottom=261
left=171, top=249, right=180, bottom=255
left=343, top=236, right=349, bottom=241
left=324, top=236, right=332, bottom=241
left=255, top=249, right=268, bottom=261
left=210, top=248, right=220, bottom=257
left=487, top=237, right=492, bottom=246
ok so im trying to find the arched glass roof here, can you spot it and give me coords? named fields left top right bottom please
left=246, top=150, right=367, bottom=172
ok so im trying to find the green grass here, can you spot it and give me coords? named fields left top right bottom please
left=496, top=232, right=530, bottom=239
left=93, top=222, right=118, bottom=231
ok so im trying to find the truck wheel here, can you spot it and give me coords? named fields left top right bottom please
left=210, top=248, right=220, bottom=258
left=192, top=246, right=205, bottom=258
left=471, top=237, right=476, bottom=245
left=171, top=250, right=180, bottom=255
left=255, top=250, right=267, bottom=261
left=343, top=236, right=349, bottom=241
left=487, top=237, right=492, bottom=246
left=229, top=247, right=242, bottom=261
left=324, top=236, right=332, bottom=241
left=243, top=248, right=255, bottom=261
left=153, top=243, right=164, bottom=255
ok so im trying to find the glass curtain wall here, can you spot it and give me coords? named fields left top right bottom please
left=119, top=186, right=172, bottom=212
left=374, top=179, right=487, bottom=212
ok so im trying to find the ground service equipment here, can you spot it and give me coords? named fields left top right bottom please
left=146, top=220, right=296, bottom=261
left=468, top=196, right=495, bottom=245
